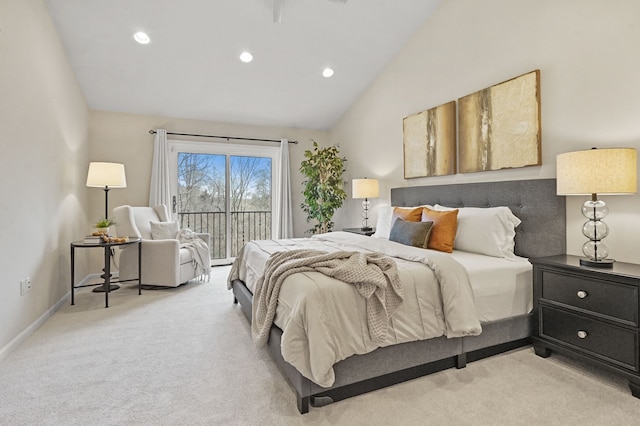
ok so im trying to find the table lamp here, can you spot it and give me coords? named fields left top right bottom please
left=352, top=178, right=379, bottom=231
left=556, top=147, right=637, bottom=267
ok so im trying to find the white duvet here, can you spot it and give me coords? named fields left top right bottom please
left=228, top=231, right=482, bottom=387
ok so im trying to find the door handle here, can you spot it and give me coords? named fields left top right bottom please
left=172, top=195, right=177, bottom=213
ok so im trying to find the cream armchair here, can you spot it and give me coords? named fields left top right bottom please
left=112, top=205, right=211, bottom=288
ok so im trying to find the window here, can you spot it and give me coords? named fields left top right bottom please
left=169, top=140, right=279, bottom=265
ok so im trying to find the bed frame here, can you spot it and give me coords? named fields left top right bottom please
left=231, top=178, right=565, bottom=413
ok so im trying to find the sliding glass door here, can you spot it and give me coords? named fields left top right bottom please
left=169, top=140, right=279, bottom=265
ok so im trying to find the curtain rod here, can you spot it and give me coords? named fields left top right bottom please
left=148, top=130, right=298, bottom=144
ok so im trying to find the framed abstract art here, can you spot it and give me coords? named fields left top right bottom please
left=402, top=100, right=456, bottom=178
left=458, top=70, right=541, bottom=173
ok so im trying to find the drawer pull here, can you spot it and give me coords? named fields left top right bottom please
left=576, top=290, right=588, bottom=299
left=577, top=330, right=588, bottom=339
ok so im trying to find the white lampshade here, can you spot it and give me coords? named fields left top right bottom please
left=557, top=148, right=637, bottom=195
left=352, top=178, right=379, bottom=199
left=86, top=162, right=127, bottom=188
left=557, top=147, right=637, bottom=268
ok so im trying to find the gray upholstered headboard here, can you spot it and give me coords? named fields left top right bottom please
left=390, top=179, right=566, bottom=259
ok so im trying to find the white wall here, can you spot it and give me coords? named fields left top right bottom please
left=331, top=0, right=640, bottom=263
left=89, top=110, right=330, bottom=243
left=0, top=0, right=90, bottom=355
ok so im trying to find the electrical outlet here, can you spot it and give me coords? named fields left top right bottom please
left=20, top=277, right=32, bottom=296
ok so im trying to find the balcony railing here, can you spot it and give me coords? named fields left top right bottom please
left=177, top=211, right=271, bottom=260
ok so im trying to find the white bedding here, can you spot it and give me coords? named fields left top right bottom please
left=228, top=232, right=530, bottom=387
left=229, top=232, right=532, bottom=386
left=450, top=251, right=532, bottom=322
left=233, top=236, right=533, bottom=323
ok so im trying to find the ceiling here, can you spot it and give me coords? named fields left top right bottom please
left=44, top=0, right=443, bottom=130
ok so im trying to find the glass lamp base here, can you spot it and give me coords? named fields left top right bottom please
left=579, top=258, right=615, bottom=268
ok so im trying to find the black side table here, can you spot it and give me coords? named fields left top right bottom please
left=342, top=228, right=376, bottom=236
left=70, top=237, right=142, bottom=308
left=530, top=254, right=640, bottom=398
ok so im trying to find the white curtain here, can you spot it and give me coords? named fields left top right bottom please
left=149, top=129, right=172, bottom=215
left=273, top=138, right=293, bottom=238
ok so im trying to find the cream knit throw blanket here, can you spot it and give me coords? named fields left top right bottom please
left=252, top=249, right=403, bottom=347
left=176, top=229, right=211, bottom=279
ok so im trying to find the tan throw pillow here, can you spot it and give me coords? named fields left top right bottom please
left=389, top=219, right=434, bottom=248
left=392, top=206, right=423, bottom=223
left=422, top=207, right=459, bottom=253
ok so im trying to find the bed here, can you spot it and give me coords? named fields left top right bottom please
left=229, top=178, right=565, bottom=413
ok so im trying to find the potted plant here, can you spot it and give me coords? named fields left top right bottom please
left=300, top=141, right=347, bottom=234
left=93, top=218, right=115, bottom=236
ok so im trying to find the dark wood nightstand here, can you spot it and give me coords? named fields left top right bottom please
left=530, top=254, right=640, bottom=398
left=342, top=227, right=376, bottom=236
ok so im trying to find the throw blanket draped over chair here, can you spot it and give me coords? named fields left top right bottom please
left=252, top=249, right=403, bottom=347
left=177, top=229, right=211, bottom=280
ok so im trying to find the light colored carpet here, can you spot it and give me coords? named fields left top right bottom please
left=1, top=265, right=639, bottom=425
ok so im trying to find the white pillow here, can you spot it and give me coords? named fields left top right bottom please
left=371, top=205, right=432, bottom=239
left=149, top=221, right=179, bottom=240
left=372, top=206, right=394, bottom=239
left=433, top=205, right=521, bottom=259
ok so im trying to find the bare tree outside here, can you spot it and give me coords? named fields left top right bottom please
left=178, top=153, right=225, bottom=213
left=177, top=152, right=272, bottom=261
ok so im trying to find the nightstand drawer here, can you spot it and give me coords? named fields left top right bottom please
left=541, top=270, right=638, bottom=325
left=541, top=306, right=639, bottom=371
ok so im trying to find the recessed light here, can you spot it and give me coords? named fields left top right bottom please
left=133, top=31, right=151, bottom=45
left=322, top=68, right=335, bottom=78
left=239, top=51, right=253, bottom=63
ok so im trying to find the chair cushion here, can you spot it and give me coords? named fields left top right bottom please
left=130, top=208, right=162, bottom=239
left=179, top=247, right=193, bottom=265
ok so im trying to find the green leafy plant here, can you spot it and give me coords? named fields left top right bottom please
left=300, top=141, right=347, bottom=234
left=94, top=218, right=116, bottom=228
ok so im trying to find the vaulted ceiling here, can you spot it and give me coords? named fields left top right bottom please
left=44, top=0, right=442, bottom=130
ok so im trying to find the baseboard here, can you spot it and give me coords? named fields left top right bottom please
left=0, top=273, right=98, bottom=363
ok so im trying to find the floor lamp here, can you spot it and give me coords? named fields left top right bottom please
left=352, top=177, right=379, bottom=231
left=556, top=147, right=637, bottom=267
left=86, top=162, right=127, bottom=221
left=86, top=162, right=127, bottom=291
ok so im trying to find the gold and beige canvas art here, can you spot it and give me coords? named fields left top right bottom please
left=403, top=100, right=456, bottom=178
left=458, top=70, right=541, bottom=173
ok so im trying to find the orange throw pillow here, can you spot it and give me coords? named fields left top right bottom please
left=422, top=207, right=459, bottom=253
left=392, top=207, right=423, bottom=223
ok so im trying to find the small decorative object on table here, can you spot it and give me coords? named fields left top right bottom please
left=83, top=235, right=103, bottom=244
left=92, top=218, right=115, bottom=238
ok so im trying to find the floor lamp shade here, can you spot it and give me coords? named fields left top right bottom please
left=86, top=162, right=127, bottom=220
left=556, top=147, right=637, bottom=267
left=86, top=162, right=127, bottom=189
left=352, top=178, right=379, bottom=231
